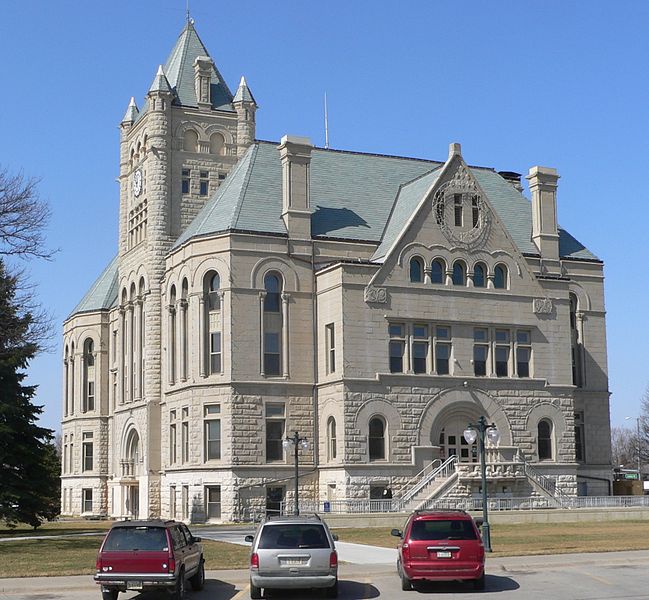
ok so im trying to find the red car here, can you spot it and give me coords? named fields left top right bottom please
left=94, top=519, right=204, bottom=600
left=391, top=510, right=485, bottom=591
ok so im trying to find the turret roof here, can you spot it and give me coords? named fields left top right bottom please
left=233, top=76, right=257, bottom=105
left=163, top=21, right=234, bottom=111
left=148, top=65, right=172, bottom=94
left=67, top=255, right=118, bottom=319
left=121, top=97, right=139, bottom=123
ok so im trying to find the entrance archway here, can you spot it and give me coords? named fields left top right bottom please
left=439, top=416, right=477, bottom=462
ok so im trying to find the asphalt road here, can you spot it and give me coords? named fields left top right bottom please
left=1, top=550, right=648, bottom=600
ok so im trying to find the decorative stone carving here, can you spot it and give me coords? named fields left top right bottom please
left=533, top=298, right=553, bottom=314
left=432, top=165, right=492, bottom=250
left=364, top=286, right=388, bottom=304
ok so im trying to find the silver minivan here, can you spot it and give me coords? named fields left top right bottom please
left=245, top=514, right=338, bottom=599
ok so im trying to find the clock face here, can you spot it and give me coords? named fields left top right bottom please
left=132, top=169, right=143, bottom=197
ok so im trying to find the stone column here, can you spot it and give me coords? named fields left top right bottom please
left=134, top=298, right=142, bottom=400
left=119, top=307, right=126, bottom=404
left=167, top=305, right=176, bottom=385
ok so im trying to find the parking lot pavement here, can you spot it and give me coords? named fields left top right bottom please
left=2, top=551, right=649, bottom=599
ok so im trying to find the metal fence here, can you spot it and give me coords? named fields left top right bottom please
left=274, top=495, right=649, bottom=516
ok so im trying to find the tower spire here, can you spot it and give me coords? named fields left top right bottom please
left=186, top=0, right=190, bottom=23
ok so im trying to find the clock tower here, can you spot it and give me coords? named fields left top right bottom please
left=113, top=20, right=257, bottom=516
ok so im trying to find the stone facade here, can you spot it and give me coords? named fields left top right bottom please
left=60, top=22, right=612, bottom=523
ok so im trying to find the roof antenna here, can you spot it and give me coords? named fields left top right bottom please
left=324, top=92, right=330, bottom=149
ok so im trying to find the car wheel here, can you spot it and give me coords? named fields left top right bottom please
left=399, top=562, right=412, bottom=591
left=474, top=572, right=486, bottom=591
left=249, top=578, right=262, bottom=599
left=190, top=559, right=205, bottom=591
left=170, top=570, right=185, bottom=599
left=324, top=579, right=338, bottom=598
left=101, top=590, right=118, bottom=600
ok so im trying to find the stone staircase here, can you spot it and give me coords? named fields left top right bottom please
left=396, top=445, right=573, bottom=510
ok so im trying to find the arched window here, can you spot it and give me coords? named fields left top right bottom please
left=203, top=271, right=222, bottom=375
left=409, top=257, right=424, bottom=283
left=180, top=279, right=189, bottom=380
left=138, top=278, right=146, bottom=399
left=209, top=132, right=225, bottom=155
left=473, top=263, right=486, bottom=288
left=431, top=259, right=445, bottom=284
left=83, top=338, right=95, bottom=412
left=494, top=264, right=508, bottom=289
left=538, top=420, right=553, bottom=460
left=264, top=272, right=282, bottom=313
left=452, top=261, right=466, bottom=286
left=183, top=129, right=198, bottom=153
left=124, top=429, right=140, bottom=477
left=327, top=417, right=337, bottom=461
left=368, top=416, right=386, bottom=461
left=64, top=345, right=70, bottom=416
left=263, top=272, right=284, bottom=376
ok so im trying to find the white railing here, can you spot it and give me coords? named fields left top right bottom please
left=399, top=455, right=458, bottom=506
left=267, top=495, right=649, bottom=518
left=522, top=461, right=572, bottom=507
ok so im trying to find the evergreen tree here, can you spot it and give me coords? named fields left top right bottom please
left=0, top=259, right=59, bottom=528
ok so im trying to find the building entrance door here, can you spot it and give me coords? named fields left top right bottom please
left=266, top=486, right=284, bottom=517
left=439, top=418, right=477, bottom=463
left=125, top=485, right=139, bottom=518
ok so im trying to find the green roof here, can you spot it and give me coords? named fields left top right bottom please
left=69, top=256, right=118, bottom=318
left=163, top=21, right=234, bottom=111
left=173, top=141, right=598, bottom=262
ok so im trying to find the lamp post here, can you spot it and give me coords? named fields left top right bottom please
left=463, top=416, right=500, bottom=552
left=625, top=416, right=642, bottom=476
left=282, top=431, right=309, bottom=516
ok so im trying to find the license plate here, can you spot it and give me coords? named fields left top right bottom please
left=281, top=559, right=306, bottom=566
left=436, top=551, right=452, bottom=559
left=127, top=581, right=143, bottom=590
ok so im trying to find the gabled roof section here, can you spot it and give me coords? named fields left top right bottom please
left=173, top=144, right=261, bottom=248
left=170, top=141, right=599, bottom=262
left=372, top=167, right=443, bottom=260
left=163, top=21, right=234, bottom=111
left=68, top=256, right=118, bottom=318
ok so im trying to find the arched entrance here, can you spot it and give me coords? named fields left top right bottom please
left=122, top=428, right=140, bottom=518
left=438, top=416, right=477, bottom=462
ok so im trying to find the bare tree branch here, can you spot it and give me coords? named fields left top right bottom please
left=0, top=167, right=55, bottom=260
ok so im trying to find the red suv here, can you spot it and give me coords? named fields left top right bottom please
left=391, top=510, right=485, bottom=591
left=94, top=520, right=205, bottom=600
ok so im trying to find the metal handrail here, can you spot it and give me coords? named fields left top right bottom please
left=522, top=461, right=572, bottom=507
left=399, top=456, right=457, bottom=505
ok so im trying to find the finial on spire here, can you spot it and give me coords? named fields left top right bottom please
left=186, top=0, right=190, bottom=23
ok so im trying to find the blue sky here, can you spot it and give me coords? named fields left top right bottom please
left=1, top=0, right=647, bottom=433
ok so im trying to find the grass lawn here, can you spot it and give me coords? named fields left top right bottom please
left=0, top=537, right=249, bottom=578
left=3, top=520, right=649, bottom=577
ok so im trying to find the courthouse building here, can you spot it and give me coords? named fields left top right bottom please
left=60, top=21, right=612, bottom=522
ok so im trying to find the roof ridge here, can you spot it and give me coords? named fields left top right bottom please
left=232, top=144, right=260, bottom=228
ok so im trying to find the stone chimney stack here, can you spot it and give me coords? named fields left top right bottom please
left=193, top=56, right=213, bottom=110
left=278, top=135, right=313, bottom=241
left=527, top=166, right=560, bottom=264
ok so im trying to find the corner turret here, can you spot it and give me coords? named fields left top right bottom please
left=233, top=76, right=257, bottom=156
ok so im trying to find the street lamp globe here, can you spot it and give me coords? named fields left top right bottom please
left=486, top=425, right=500, bottom=445
left=463, top=427, right=477, bottom=445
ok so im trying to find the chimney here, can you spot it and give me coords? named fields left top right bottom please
left=278, top=135, right=313, bottom=240
left=526, top=166, right=560, bottom=263
left=193, top=56, right=213, bottom=110
left=498, top=171, right=523, bottom=193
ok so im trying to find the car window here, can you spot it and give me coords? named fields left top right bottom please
left=103, top=527, right=169, bottom=551
left=410, top=519, right=477, bottom=541
left=258, top=524, right=329, bottom=549
left=170, top=526, right=186, bottom=550
left=180, top=524, right=194, bottom=543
